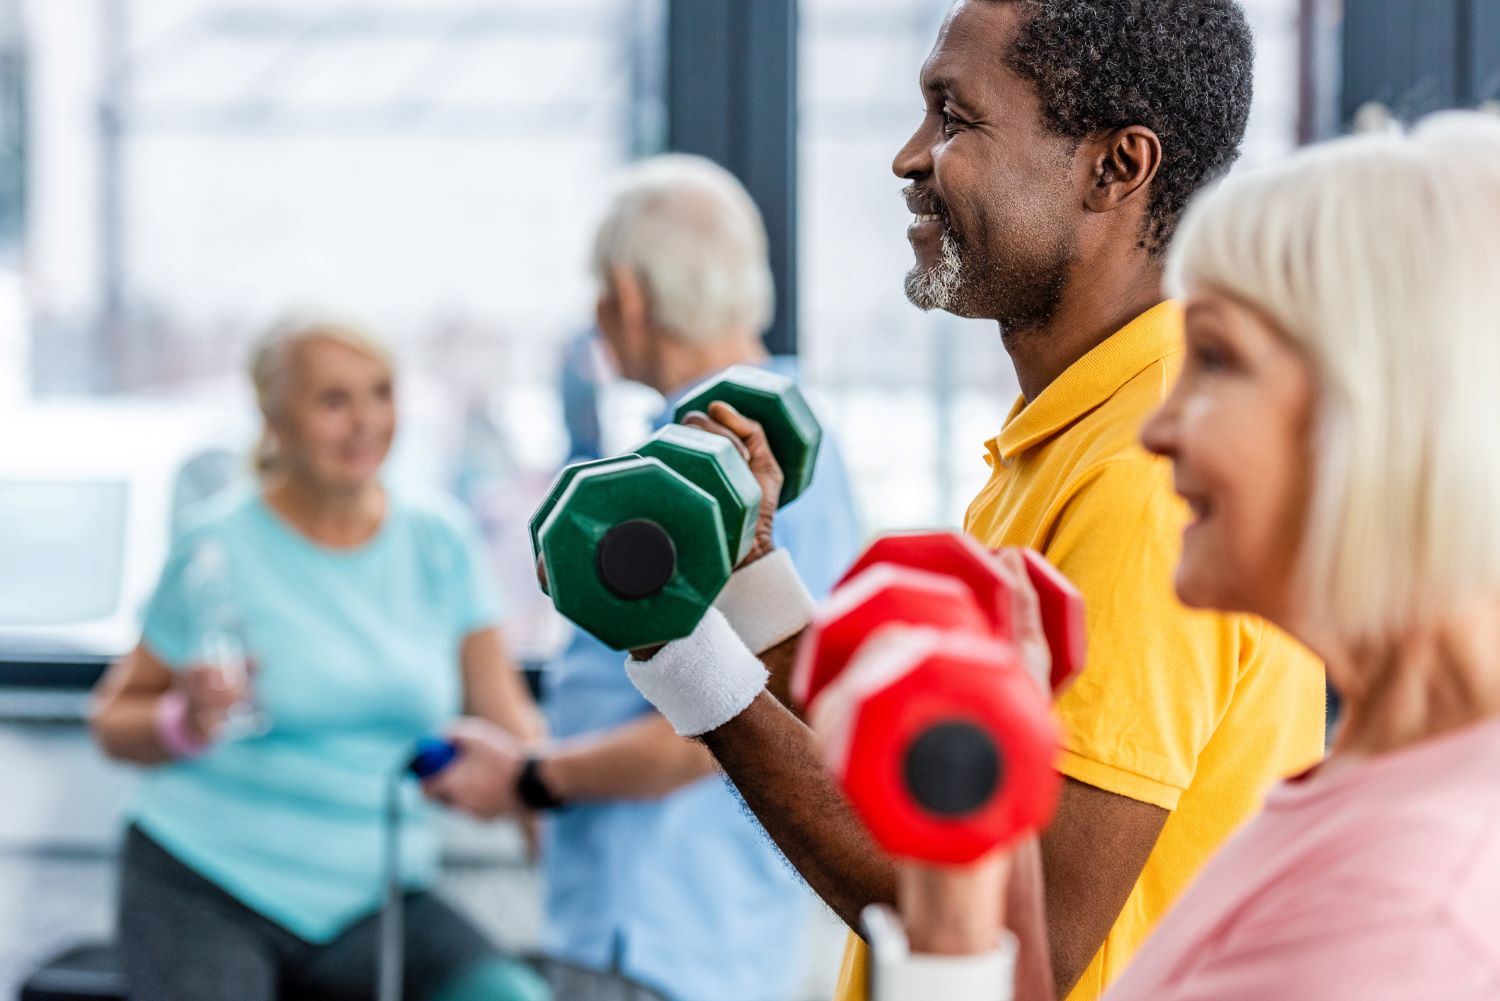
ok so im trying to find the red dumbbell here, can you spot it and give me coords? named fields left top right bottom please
left=813, top=628, right=1061, bottom=865
left=836, top=531, right=1087, bottom=695
left=790, top=563, right=993, bottom=712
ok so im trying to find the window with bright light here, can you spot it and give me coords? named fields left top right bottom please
left=20, top=0, right=666, bottom=655
left=0, top=479, right=128, bottom=626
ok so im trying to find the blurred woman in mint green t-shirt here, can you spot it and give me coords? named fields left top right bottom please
left=90, top=315, right=549, bottom=1001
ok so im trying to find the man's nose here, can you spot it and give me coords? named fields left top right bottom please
left=892, top=120, right=934, bottom=180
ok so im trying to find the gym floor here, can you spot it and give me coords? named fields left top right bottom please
left=0, top=701, right=846, bottom=1001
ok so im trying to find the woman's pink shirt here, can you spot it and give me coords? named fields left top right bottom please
left=1107, top=716, right=1500, bottom=1001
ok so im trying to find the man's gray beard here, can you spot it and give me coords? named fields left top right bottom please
left=904, top=229, right=965, bottom=312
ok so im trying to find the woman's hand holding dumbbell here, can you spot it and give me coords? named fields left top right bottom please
left=801, top=532, right=1084, bottom=1001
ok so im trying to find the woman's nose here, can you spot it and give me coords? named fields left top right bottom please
left=353, top=396, right=388, bottom=432
left=1140, top=398, right=1178, bottom=460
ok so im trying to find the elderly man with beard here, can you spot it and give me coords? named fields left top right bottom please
left=609, top=2, right=1327, bottom=1000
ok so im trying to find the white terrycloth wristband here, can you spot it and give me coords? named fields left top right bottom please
left=623, top=607, right=769, bottom=737
left=712, top=548, right=817, bottom=654
left=864, top=904, right=1016, bottom=1001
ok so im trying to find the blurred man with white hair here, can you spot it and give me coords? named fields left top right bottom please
left=586, top=155, right=781, bottom=395
left=436, top=154, right=862, bottom=1001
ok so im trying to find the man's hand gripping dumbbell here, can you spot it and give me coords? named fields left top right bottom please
left=530, top=364, right=825, bottom=726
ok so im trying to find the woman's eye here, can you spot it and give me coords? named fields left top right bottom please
left=1192, top=343, right=1229, bottom=372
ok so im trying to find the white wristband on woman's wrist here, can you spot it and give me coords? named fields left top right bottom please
left=623, top=607, right=768, bottom=737
left=712, top=548, right=817, bottom=654
left=863, top=904, right=1017, bottom=1001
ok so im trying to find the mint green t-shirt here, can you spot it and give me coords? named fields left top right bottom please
left=130, top=489, right=501, bottom=942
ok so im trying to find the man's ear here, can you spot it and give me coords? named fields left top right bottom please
left=609, top=264, right=651, bottom=336
left=1081, top=125, right=1162, bottom=216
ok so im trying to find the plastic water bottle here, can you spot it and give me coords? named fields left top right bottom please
left=187, top=539, right=270, bottom=739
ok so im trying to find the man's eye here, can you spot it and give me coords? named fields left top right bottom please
left=940, top=110, right=962, bottom=135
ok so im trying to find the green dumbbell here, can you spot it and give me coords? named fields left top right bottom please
left=533, top=427, right=760, bottom=646
left=635, top=424, right=763, bottom=564
left=534, top=456, right=732, bottom=650
left=530, top=427, right=761, bottom=575
left=529, top=454, right=643, bottom=564
left=673, top=365, right=822, bottom=507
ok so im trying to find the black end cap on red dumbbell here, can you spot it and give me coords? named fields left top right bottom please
left=596, top=519, right=677, bottom=600
left=902, top=721, right=1003, bottom=817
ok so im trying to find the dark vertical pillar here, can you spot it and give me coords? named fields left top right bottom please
left=1339, top=0, right=1500, bottom=127
left=1297, top=0, right=1318, bottom=144
left=666, top=0, right=798, bottom=356
left=1463, top=0, right=1500, bottom=104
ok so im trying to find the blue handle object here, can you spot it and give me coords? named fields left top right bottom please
left=407, top=737, right=458, bottom=779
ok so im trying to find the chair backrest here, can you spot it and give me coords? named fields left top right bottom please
left=18, top=942, right=126, bottom=1001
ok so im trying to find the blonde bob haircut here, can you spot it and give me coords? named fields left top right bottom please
left=247, top=312, right=393, bottom=475
left=1167, top=111, right=1500, bottom=642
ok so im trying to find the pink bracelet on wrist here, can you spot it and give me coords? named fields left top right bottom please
left=154, top=689, right=211, bottom=760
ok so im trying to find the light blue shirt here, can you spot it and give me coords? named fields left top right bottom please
left=131, top=489, right=501, bottom=943
left=542, top=359, right=864, bottom=1001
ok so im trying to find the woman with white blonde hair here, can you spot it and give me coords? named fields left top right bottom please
left=90, top=315, right=549, bottom=1001
left=882, top=111, right=1500, bottom=999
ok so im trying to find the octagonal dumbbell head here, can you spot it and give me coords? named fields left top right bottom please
left=837, top=531, right=1017, bottom=637
left=529, top=454, right=642, bottom=566
left=836, top=531, right=1087, bottom=695
left=814, top=629, right=1061, bottom=865
left=634, top=424, right=763, bottom=565
left=791, top=563, right=992, bottom=713
left=536, top=456, right=732, bottom=650
left=673, top=364, right=821, bottom=507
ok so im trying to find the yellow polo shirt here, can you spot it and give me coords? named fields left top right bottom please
left=833, top=301, right=1325, bottom=1001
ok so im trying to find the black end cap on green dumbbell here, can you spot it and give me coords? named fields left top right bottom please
left=536, top=456, right=732, bottom=650
left=672, top=365, right=822, bottom=508
left=596, top=519, right=677, bottom=599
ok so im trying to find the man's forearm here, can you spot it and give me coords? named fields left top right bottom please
left=701, top=690, right=898, bottom=929
left=759, top=630, right=805, bottom=717
left=618, top=614, right=900, bottom=931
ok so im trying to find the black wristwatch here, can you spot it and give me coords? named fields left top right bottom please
left=516, top=755, right=567, bottom=811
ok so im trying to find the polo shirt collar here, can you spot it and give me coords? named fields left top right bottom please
left=985, top=300, right=1183, bottom=466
